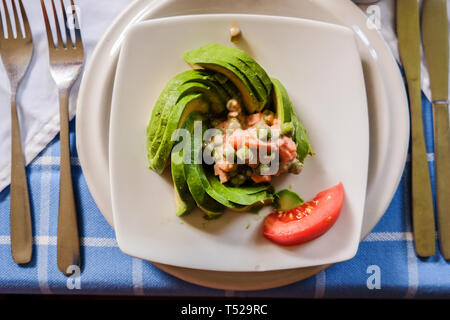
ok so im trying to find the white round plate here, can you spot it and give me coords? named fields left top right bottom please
left=76, top=0, right=409, bottom=290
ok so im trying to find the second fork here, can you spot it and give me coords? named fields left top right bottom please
left=41, top=0, right=84, bottom=275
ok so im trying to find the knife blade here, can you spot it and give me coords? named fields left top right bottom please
left=397, top=0, right=436, bottom=257
left=422, top=0, right=450, bottom=260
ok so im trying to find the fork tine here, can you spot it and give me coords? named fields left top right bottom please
left=50, top=0, right=63, bottom=47
left=10, top=0, right=20, bottom=37
left=40, top=0, right=54, bottom=48
left=0, top=3, right=4, bottom=39
left=60, top=0, right=71, bottom=48
left=18, top=0, right=31, bottom=39
left=2, top=0, right=14, bottom=38
left=70, top=0, right=82, bottom=49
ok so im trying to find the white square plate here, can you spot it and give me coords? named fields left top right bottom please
left=109, top=14, right=369, bottom=271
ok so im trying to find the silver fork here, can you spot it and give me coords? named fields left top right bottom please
left=41, top=0, right=84, bottom=275
left=0, top=0, right=34, bottom=264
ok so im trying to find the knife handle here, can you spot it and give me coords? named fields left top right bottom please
left=433, top=103, right=450, bottom=260
left=409, top=79, right=436, bottom=257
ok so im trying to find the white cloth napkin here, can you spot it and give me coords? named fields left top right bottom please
left=0, top=0, right=132, bottom=191
left=357, top=0, right=450, bottom=100
left=0, top=0, right=448, bottom=192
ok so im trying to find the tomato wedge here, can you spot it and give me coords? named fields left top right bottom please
left=263, top=183, right=344, bottom=246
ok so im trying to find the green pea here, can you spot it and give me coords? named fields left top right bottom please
left=223, top=144, right=236, bottom=161
left=213, top=134, right=223, bottom=146
left=257, top=163, right=271, bottom=175
left=257, top=128, right=271, bottom=141
left=236, top=146, right=253, bottom=164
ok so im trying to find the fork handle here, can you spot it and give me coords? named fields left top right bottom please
left=10, top=97, right=32, bottom=264
left=57, top=90, right=80, bottom=276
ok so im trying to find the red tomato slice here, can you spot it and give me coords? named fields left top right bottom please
left=263, top=183, right=344, bottom=246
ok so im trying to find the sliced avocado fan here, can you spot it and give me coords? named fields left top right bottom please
left=183, top=43, right=272, bottom=113
left=146, top=44, right=313, bottom=219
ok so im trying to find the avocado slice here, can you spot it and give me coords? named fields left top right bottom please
left=274, top=189, right=304, bottom=211
left=182, top=70, right=230, bottom=111
left=149, top=94, right=209, bottom=174
left=147, top=73, right=188, bottom=150
left=237, top=57, right=272, bottom=95
left=196, top=62, right=262, bottom=113
left=147, top=70, right=229, bottom=159
left=224, top=182, right=273, bottom=195
left=182, top=69, right=231, bottom=112
left=149, top=71, right=240, bottom=173
left=183, top=43, right=271, bottom=113
left=171, top=144, right=195, bottom=216
left=147, top=70, right=211, bottom=159
left=183, top=112, right=225, bottom=218
left=188, top=43, right=272, bottom=95
left=221, top=80, right=241, bottom=101
left=271, top=78, right=312, bottom=162
left=272, top=78, right=292, bottom=123
left=206, top=170, right=273, bottom=206
left=148, top=76, right=220, bottom=160
left=210, top=73, right=240, bottom=100
left=199, top=67, right=243, bottom=107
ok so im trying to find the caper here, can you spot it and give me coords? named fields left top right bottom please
left=230, top=174, right=246, bottom=186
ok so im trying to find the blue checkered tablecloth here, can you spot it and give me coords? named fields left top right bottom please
left=0, top=92, right=449, bottom=298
